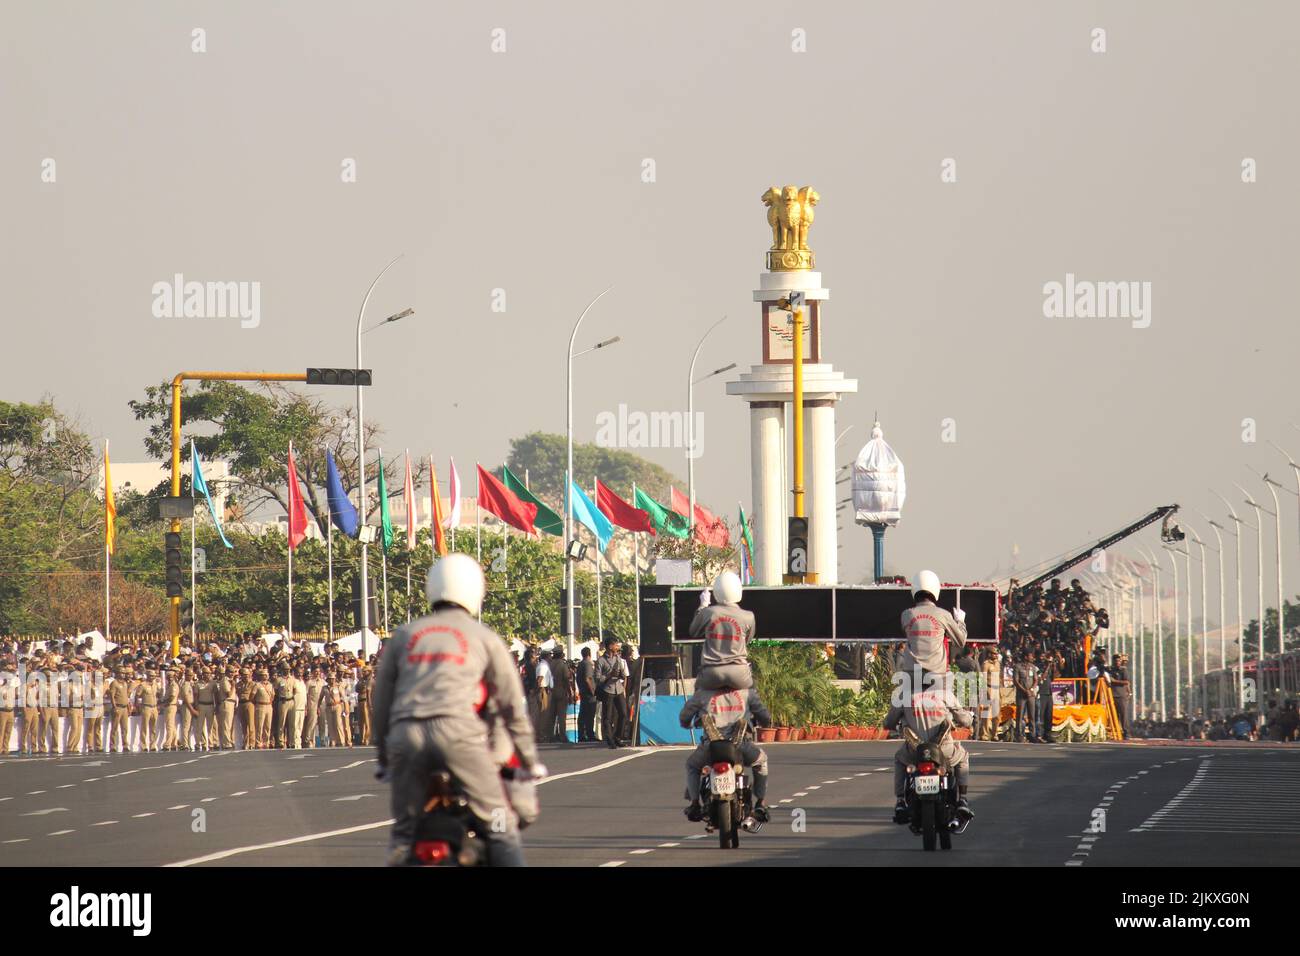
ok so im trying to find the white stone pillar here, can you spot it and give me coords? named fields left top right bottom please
left=804, top=400, right=838, bottom=584
left=750, top=401, right=785, bottom=585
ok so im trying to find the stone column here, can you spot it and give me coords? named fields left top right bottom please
left=749, top=401, right=785, bottom=585
left=804, top=400, right=839, bottom=584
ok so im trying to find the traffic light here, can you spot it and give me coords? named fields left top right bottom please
left=180, top=598, right=194, bottom=632
left=787, top=516, right=808, bottom=576
left=306, top=368, right=372, bottom=387
left=165, top=531, right=184, bottom=598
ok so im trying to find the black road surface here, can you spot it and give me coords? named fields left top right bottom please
left=2, top=741, right=1297, bottom=867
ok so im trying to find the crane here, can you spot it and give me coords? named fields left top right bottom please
left=1014, top=505, right=1182, bottom=595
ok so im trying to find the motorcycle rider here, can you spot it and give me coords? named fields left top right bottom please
left=898, top=570, right=967, bottom=695
left=690, top=571, right=755, bottom=690
left=372, top=553, right=545, bottom=867
left=884, top=671, right=975, bottom=828
left=679, top=685, right=772, bottom=824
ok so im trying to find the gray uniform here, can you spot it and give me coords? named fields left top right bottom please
left=690, top=603, right=756, bottom=690
left=898, top=601, right=967, bottom=676
left=372, top=607, right=539, bottom=866
left=678, top=687, right=770, bottom=803
left=883, top=684, right=974, bottom=797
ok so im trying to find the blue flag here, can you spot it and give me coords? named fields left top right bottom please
left=567, top=479, right=613, bottom=552
left=326, top=449, right=359, bottom=536
left=191, top=441, right=232, bottom=548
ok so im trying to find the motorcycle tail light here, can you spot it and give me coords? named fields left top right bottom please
left=413, top=840, right=452, bottom=865
left=711, top=762, right=732, bottom=774
left=918, top=760, right=936, bottom=774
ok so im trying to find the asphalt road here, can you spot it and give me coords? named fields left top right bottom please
left=2, top=740, right=1298, bottom=867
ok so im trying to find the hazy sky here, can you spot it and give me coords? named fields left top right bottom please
left=4, top=1, right=1297, bottom=594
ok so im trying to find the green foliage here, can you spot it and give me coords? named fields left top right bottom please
left=506, top=432, right=681, bottom=503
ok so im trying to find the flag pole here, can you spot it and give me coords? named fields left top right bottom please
left=594, top=476, right=603, bottom=641
left=104, top=439, right=111, bottom=642
left=475, top=465, right=482, bottom=620
left=327, top=473, right=335, bottom=643
left=190, top=440, right=197, bottom=646
left=633, top=481, right=642, bottom=645
left=502, top=464, right=509, bottom=589
left=287, top=440, right=294, bottom=640
left=378, top=446, right=389, bottom=634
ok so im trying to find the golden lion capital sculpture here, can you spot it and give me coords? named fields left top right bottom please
left=761, top=185, right=819, bottom=271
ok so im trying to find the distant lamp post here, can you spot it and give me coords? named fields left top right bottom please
left=1211, top=489, right=1248, bottom=709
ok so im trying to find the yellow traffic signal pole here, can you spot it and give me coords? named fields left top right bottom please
left=168, top=371, right=308, bottom=658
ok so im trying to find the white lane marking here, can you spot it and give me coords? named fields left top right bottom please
left=855, top=773, right=869, bottom=777
left=21, top=807, right=68, bottom=816
left=167, top=805, right=189, bottom=810
left=658, top=842, right=680, bottom=848
left=303, top=775, right=319, bottom=779
left=132, top=813, right=155, bottom=818
left=92, top=820, right=118, bottom=826
left=794, top=792, right=808, bottom=797
left=57, top=784, right=76, bottom=789
left=629, top=849, right=654, bottom=855
left=873, top=766, right=891, bottom=771
left=806, top=785, right=821, bottom=790
left=685, top=834, right=709, bottom=840
left=822, top=780, right=838, bottom=785
left=599, top=861, right=625, bottom=867
left=3, top=838, right=29, bottom=844
left=280, top=780, right=298, bottom=785
left=83, top=778, right=100, bottom=783
left=255, top=785, right=273, bottom=790
left=339, top=760, right=367, bottom=770
left=164, top=747, right=675, bottom=867
left=0, top=797, right=10, bottom=802
left=332, top=794, right=375, bottom=802
left=779, top=799, right=793, bottom=804
left=27, top=790, right=46, bottom=795
left=174, top=777, right=209, bottom=784
left=48, top=829, right=75, bottom=836
left=200, top=797, right=217, bottom=803
left=230, top=791, right=248, bottom=797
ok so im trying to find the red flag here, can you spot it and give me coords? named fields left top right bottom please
left=286, top=443, right=310, bottom=550
left=671, top=486, right=729, bottom=548
left=476, top=464, right=538, bottom=535
left=428, top=455, right=448, bottom=557
left=596, top=478, right=654, bottom=535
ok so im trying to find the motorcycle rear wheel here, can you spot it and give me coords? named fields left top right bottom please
left=717, top=799, right=733, bottom=850
left=921, top=801, right=937, bottom=851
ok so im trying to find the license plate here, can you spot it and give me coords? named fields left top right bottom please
left=711, top=769, right=736, bottom=796
left=914, top=774, right=941, bottom=796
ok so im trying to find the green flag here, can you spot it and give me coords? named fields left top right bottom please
left=738, top=505, right=755, bottom=584
left=634, top=487, right=690, bottom=538
left=500, top=466, right=563, bottom=536
left=376, top=453, right=394, bottom=550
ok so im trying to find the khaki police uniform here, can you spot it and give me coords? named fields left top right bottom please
left=355, top=671, right=373, bottom=745
left=0, top=671, right=18, bottom=754
left=325, top=682, right=347, bottom=746
left=195, top=675, right=217, bottom=750
left=273, top=675, right=294, bottom=748
left=23, top=678, right=42, bottom=754
left=161, top=673, right=180, bottom=750
left=180, top=677, right=197, bottom=749
left=237, top=674, right=255, bottom=749
left=109, top=676, right=131, bottom=752
left=85, top=671, right=105, bottom=752
left=302, top=675, right=324, bottom=747
left=64, top=672, right=85, bottom=754
left=252, top=677, right=274, bottom=748
left=137, top=676, right=160, bottom=751
left=217, top=672, right=237, bottom=748
left=40, top=671, right=61, bottom=754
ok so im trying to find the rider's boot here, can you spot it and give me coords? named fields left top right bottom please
left=950, top=795, right=974, bottom=832
left=893, top=797, right=911, bottom=825
left=684, top=800, right=704, bottom=823
left=751, top=800, right=770, bottom=823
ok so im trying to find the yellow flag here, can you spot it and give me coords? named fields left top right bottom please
left=104, top=441, right=117, bottom=555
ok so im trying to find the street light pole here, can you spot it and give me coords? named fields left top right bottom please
left=1137, top=543, right=1165, bottom=720
left=1211, top=489, right=1247, bottom=709
left=1163, top=544, right=1182, bottom=718
left=1256, top=472, right=1287, bottom=659
left=1234, top=482, right=1266, bottom=721
left=355, top=254, right=404, bottom=660
left=565, top=286, right=614, bottom=658
left=687, top=316, right=727, bottom=536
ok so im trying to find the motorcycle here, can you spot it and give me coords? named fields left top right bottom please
left=899, top=720, right=965, bottom=852
left=694, top=715, right=765, bottom=849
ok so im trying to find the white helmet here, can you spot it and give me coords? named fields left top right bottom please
left=712, top=571, right=743, bottom=605
left=426, top=553, right=486, bottom=616
left=912, top=570, right=941, bottom=602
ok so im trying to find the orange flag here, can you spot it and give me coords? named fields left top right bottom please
left=428, top=454, right=448, bottom=556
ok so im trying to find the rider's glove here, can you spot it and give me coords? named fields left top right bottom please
left=699, top=589, right=711, bottom=608
left=953, top=607, right=967, bottom=624
left=520, top=763, right=549, bottom=782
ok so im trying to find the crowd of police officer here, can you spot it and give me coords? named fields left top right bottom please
left=0, top=634, right=378, bottom=755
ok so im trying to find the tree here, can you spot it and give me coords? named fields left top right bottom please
left=506, top=432, right=682, bottom=503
